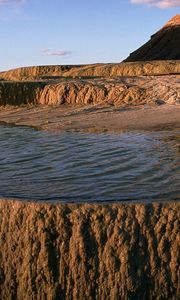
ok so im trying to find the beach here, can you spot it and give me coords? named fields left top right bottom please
left=0, top=103, right=179, bottom=132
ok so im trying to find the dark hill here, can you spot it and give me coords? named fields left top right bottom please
left=125, top=15, right=180, bottom=61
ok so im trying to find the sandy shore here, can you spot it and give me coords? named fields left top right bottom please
left=0, top=103, right=179, bottom=133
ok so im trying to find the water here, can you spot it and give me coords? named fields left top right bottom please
left=0, top=125, right=179, bottom=202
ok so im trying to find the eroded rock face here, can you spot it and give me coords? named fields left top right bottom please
left=0, top=65, right=85, bottom=81
left=0, top=61, right=180, bottom=81
left=125, top=15, right=180, bottom=61
left=38, top=80, right=147, bottom=106
left=30, top=76, right=180, bottom=107
left=0, top=200, right=179, bottom=300
left=0, top=76, right=179, bottom=107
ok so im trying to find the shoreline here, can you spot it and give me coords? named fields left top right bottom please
left=0, top=103, right=179, bottom=133
left=0, top=198, right=179, bottom=206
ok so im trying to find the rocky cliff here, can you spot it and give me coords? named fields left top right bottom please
left=38, top=79, right=148, bottom=106
left=0, top=75, right=179, bottom=107
left=0, top=79, right=146, bottom=107
left=0, top=199, right=179, bottom=300
left=0, top=65, right=85, bottom=81
left=0, top=61, right=180, bottom=81
left=63, top=60, right=180, bottom=78
left=125, top=15, right=180, bottom=61
left=38, top=76, right=180, bottom=106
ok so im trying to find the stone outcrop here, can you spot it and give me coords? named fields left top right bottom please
left=0, top=61, right=180, bottom=81
left=125, top=15, right=180, bottom=61
left=38, top=79, right=147, bottom=106
left=64, top=60, right=180, bottom=78
left=0, top=65, right=85, bottom=81
left=38, top=76, right=180, bottom=106
left=0, top=76, right=179, bottom=107
left=0, top=199, right=179, bottom=300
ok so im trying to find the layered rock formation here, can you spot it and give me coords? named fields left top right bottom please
left=38, top=76, right=180, bottom=106
left=0, top=61, right=180, bottom=81
left=125, top=15, right=180, bottom=61
left=0, top=76, right=179, bottom=107
left=0, top=199, right=179, bottom=300
left=38, top=78, right=147, bottom=106
left=0, top=64, right=87, bottom=81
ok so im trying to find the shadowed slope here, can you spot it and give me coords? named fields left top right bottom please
left=125, top=15, right=180, bottom=61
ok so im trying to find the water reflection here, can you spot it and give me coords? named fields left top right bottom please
left=0, top=125, right=179, bottom=202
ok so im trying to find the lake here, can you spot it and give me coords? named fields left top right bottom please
left=0, top=125, right=179, bottom=202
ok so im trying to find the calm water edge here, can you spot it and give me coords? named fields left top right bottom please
left=0, top=125, right=179, bottom=202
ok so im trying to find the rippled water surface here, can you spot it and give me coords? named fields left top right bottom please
left=0, top=125, right=179, bottom=202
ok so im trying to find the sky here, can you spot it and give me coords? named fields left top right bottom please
left=0, top=0, right=179, bottom=71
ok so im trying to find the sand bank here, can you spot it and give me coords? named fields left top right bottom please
left=0, top=104, right=179, bottom=133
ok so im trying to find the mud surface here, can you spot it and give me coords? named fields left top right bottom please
left=0, top=200, right=179, bottom=300
left=0, top=104, right=179, bottom=133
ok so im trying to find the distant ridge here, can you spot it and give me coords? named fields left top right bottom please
left=1, top=16, right=180, bottom=81
left=125, top=15, right=180, bottom=61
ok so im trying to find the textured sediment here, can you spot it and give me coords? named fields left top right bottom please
left=0, top=75, right=179, bottom=107
left=1, top=61, right=180, bottom=81
left=0, top=199, right=179, bottom=299
left=38, top=78, right=147, bottom=106
left=38, top=76, right=180, bottom=106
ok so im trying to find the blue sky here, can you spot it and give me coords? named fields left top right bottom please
left=0, top=0, right=179, bottom=71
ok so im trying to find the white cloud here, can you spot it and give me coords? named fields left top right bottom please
left=42, top=49, right=72, bottom=57
left=130, top=0, right=180, bottom=8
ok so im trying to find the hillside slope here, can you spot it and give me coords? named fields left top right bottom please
left=125, top=15, right=180, bottom=61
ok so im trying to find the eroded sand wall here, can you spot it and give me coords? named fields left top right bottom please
left=38, top=81, right=147, bottom=106
left=1, top=61, right=180, bottom=81
left=0, top=80, right=147, bottom=107
left=0, top=65, right=85, bottom=81
left=0, top=200, right=179, bottom=300
left=0, top=76, right=179, bottom=107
